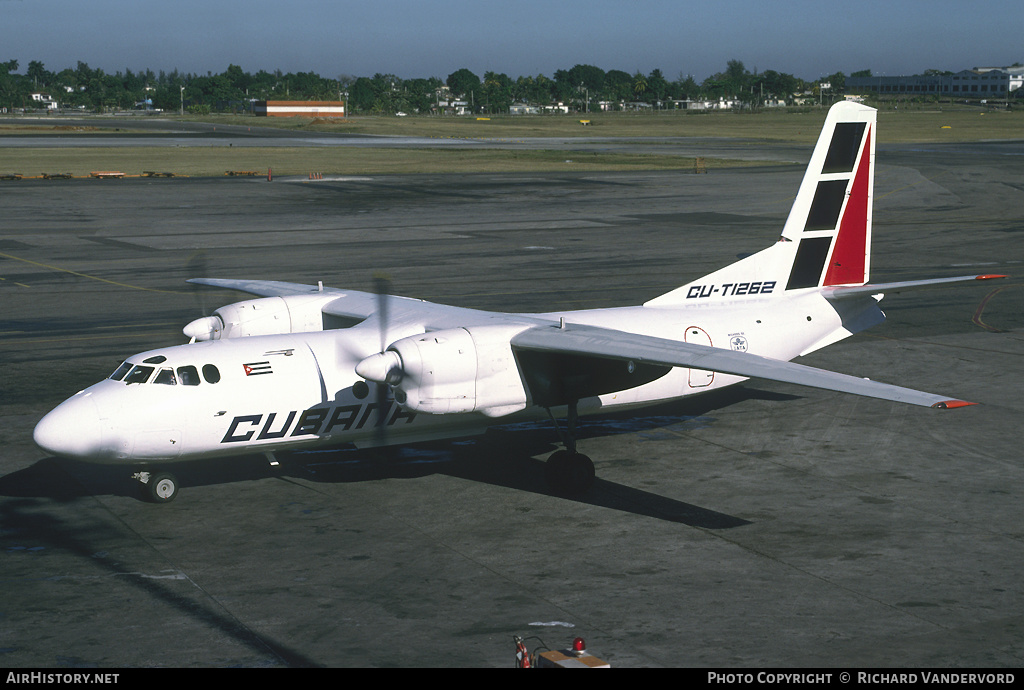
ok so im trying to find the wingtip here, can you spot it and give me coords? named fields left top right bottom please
left=975, top=274, right=1008, bottom=280
left=931, top=400, right=978, bottom=409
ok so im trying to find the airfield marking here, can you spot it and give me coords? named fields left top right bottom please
left=0, top=276, right=31, bottom=288
left=0, top=251, right=185, bottom=294
left=0, top=330, right=182, bottom=346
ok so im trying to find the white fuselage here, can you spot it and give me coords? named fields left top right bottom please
left=33, top=290, right=858, bottom=464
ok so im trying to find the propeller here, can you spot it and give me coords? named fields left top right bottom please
left=182, top=251, right=227, bottom=342
left=370, top=273, right=397, bottom=448
left=186, top=251, right=210, bottom=317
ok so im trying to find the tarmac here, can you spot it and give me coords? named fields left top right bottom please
left=0, top=124, right=1022, bottom=668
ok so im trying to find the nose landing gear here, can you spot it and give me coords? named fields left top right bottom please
left=134, top=471, right=179, bottom=503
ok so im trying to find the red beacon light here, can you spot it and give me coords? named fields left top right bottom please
left=531, top=634, right=610, bottom=667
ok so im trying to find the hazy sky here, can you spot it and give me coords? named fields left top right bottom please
left=3, top=0, right=1021, bottom=81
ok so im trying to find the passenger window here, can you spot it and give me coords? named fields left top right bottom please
left=153, top=368, right=177, bottom=385
left=124, top=365, right=155, bottom=385
left=109, top=362, right=133, bottom=381
left=177, top=365, right=201, bottom=386
left=202, top=364, right=221, bottom=384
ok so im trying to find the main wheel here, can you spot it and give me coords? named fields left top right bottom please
left=144, top=472, right=179, bottom=503
left=544, top=450, right=595, bottom=495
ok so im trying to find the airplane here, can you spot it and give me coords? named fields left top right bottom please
left=33, top=101, right=1006, bottom=503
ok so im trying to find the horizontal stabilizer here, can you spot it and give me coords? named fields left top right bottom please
left=824, top=273, right=1007, bottom=300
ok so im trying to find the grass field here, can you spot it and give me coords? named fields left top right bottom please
left=1, top=105, right=1020, bottom=178
left=294, top=106, right=1024, bottom=143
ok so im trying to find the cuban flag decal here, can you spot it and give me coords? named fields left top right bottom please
left=243, top=361, right=273, bottom=376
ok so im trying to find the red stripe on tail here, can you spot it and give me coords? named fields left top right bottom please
left=824, top=128, right=871, bottom=286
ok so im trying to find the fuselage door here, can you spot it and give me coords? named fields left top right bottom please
left=684, top=326, right=714, bottom=388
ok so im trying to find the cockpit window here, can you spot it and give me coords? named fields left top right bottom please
left=202, top=364, right=221, bottom=384
left=124, top=365, right=155, bottom=385
left=153, top=368, right=177, bottom=385
left=109, top=361, right=133, bottom=381
left=177, top=365, right=201, bottom=386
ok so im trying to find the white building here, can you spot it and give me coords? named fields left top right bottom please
left=253, top=100, right=346, bottom=117
left=31, top=93, right=58, bottom=110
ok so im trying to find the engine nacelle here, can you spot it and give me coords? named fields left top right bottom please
left=386, top=325, right=531, bottom=417
left=183, top=294, right=342, bottom=341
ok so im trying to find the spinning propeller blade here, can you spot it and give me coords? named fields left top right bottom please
left=372, top=273, right=394, bottom=447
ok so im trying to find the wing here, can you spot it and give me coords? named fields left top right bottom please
left=187, top=278, right=346, bottom=297
left=187, top=278, right=383, bottom=321
left=187, top=277, right=497, bottom=329
left=511, top=322, right=974, bottom=409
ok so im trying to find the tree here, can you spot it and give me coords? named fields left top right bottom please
left=632, top=71, right=648, bottom=100
left=0, top=60, right=23, bottom=108
left=567, top=64, right=605, bottom=94
left=513, top=74, right=553, bottom=105
left=646, top=68, right=669, bottom=104
left=404, top=76, right=442, bottom=113
left=723, top=59, right=751, bottom=95
left=482, top=71, right=512, bottom=113
left=446, top=68, right=481, bottom=104
left=554, top=65, right=602, bottom=109
left=756, top=70, right=800, bottom=102
left=224, top=64, right=251, bottom=94
left=27, top=60, right=51, bottom=89
left=349, top=77, right=376, bottom=112
left=674, top=73, right=700, bottom=100
left=0, top=58, right=874, bottom=118
left=604, top=70, right=633, bottom=103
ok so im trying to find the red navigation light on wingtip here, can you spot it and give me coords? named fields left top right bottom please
left=975, top=274, right=1008, bottom=280
left=932, top=400, right=979, bottom=409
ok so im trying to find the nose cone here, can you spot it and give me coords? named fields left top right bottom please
left=34, top=393, right=105, bottom=459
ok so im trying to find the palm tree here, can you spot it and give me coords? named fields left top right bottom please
left=632, top=71, right=647, bottom=100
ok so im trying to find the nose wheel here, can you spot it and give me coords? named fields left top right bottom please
left=134, top=471, right=179, bottom=503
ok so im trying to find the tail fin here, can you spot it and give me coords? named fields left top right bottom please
left=645, top=102, right=876, bottom=307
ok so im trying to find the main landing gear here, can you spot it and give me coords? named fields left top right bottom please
left=544, top=400, right=595, bottom=495
left=133, top=470, right=179, bottom=503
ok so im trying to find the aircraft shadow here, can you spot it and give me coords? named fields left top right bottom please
left=0, top=494, right=320, bottom=667
left=3, top=387, right=800, bottom=529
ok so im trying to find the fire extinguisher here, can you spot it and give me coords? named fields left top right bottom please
left=514, top=636, right=531, bottom=668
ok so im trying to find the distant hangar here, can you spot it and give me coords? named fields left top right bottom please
left=847, top=65, right=1023, bottom=98
left=254, top=100, right=346, bottom=117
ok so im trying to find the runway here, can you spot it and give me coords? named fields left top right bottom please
left=1, top=132, right=1022, bottom=667
left=0, top=115, right=811, bottom=163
